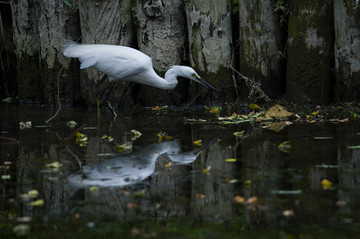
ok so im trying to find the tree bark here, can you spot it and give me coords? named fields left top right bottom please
left=286, top=0, right=334, bottom=105
left=333, top=0, right=360, bottom=102
left=134, top=0, right=188, bottom=106
left=78, top=0, right=135, bottom=107
left=185, top=0, right=233, bottom=102
left=10, top=0, right=80, bottom=105
left=239, top=0, right=286, bottom=100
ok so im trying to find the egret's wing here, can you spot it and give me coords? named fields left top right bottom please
left=64, top=43, right=152, bottom=80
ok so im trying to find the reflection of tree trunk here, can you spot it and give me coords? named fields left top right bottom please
left=10, top=0, right=81, bottom=104
left=185, top=0, right=233, bottom=101
left=78, top=0, right=135, bottom=107
left=191, top=143, right=235, bottom=221
left=134, top=0, right=188, bottom=106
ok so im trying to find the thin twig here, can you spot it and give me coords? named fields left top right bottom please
left=58, top=124, right=86, bottom=146
left=230, top=66, right=271, bottom=102
left=45, top=65, right=64, bottom=123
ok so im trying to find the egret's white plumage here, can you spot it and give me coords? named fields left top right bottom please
left=63, top=41, right=218, bottom=92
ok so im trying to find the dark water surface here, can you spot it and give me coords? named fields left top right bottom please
left=1, top=103, right=360, bottom=238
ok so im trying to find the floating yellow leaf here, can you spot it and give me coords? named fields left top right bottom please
left=248, top=104, right=260, bottom=110
left=225, top=158, right=236, bottom=162
left=193, top=140, right=202, bottom=146
left=152, top=106, right=161, bottom=111
left=244, top=180, right=252, bottom=186
left=116, top=142, right=132, bottom=152
left=45, top=161, right=63, bottom=170
left=203, top=165, right=211, bottom=173
left=207, top=106, right=222, bottom=116
left=28, top=199, right=44, bottom=207
left=311, top=110, right=320, bottom=116
left=75, top=132, right=88, bottom=144
left=157, top=131, right=173, bottom=142
left=165, top=162, right=172, bottom=168
left=233, top=130, right=245, bottom=137
left=28, top=190, right=39, bottom=198
left=234, top=195, right=245, bottom=204
left=321, top=179, right=332, bottom=190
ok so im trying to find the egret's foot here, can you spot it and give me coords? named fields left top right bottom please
left=107, top=101, right=118, bottom=118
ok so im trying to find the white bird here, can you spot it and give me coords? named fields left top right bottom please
left=63, top=41, right=219, bottom=115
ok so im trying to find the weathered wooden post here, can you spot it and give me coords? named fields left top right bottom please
left=134, top=0, right=187, bottom=106
left=185, top=0, right=233, bottom=102
left=78, top=0, right=135, bottom=107
left=10, top=0, right=80, bottom=105
left=239, top=0, right=286, bottom=100
left=286, top=0, right=334, bottom=105
left=333, top=0, right=360, bottom=102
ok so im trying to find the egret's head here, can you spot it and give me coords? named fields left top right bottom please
left=171, top=66, right=219, bottom=94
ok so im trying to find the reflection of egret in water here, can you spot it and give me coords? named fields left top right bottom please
left=67, top=141, right=198, bottom=187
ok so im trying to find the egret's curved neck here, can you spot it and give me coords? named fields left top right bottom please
left=163, top=67, right=181, bottom=89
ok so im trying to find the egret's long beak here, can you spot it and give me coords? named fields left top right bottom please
left=194, top=75, right=220, bottom=94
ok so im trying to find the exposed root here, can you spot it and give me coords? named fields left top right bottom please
left=45, top=65, right=64, bottom=123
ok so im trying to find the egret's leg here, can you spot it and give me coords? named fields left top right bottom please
left=104, top=82, right=117, bottom=117
left=96, top=81, right=115, bottom=109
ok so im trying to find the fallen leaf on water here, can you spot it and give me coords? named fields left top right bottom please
left=264, top=105, right=293, bottom=119
left=165, top=162, right=172, bottom=168
left=28, top=190, right=39, bottom=198
left=283, top=210, right=294, bottom=217
left=157, top=132, right=173, bottom=142
left=336, top=200, right=347, bottom=206
left=131, top=130, right=142, bottom=140
left=89, top=186, right=99, bottom=193
left=248, top=104, right=260, bottom=110
left=278, top=140, right=291, bottom=153
left=17, top=217, right=32, bottom=222
left=45, top=161, right=63, bottom=170
left=28, top=199, right=44, bottom=207
left=13, top=224, right=30, bottom=237
left=127, top=202, right=138, bottom=209
left=234, top=195, right=245, bottom=204
left=1, top=175, right=10, bottom=180
left=246, top=196, right=258, bottom=206
left=244, top=180, right=252, bottom=186
left=233, top=130, right=245, bottom=137
left=321, top=179, right=333, bottom=190
left=225, top=158, right=236, bottom=162
left=193, top=139, right=202, bottom=146
left=116, top=142, right=132, bottom=152
left=207, top=106, right=222, bottom=116
left=75, top=132, right=88, bottom=145
left=311, top=110, right=320, bottom=116
left=66, top=121, right=77, bottom=128
left=203, top=165, right=211, bottom=173
left=196, top=193, right=205, bottom=199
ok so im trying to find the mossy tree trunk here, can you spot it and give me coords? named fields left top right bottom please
left=239, top=0, right=286, bottom=101
left=286, top=0, right=334, bottom=105
left=333, top=0, right=360, bottom=102
left=78, top=0, right=135, bottom=107
left=185, top=0, right=234, bottom=102
left=134, top=0, right=188, bottom=106
left=10, top=0, right=80, bottom=105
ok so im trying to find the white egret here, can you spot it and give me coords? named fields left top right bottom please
left=63, top=41, right=219, bottom=115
